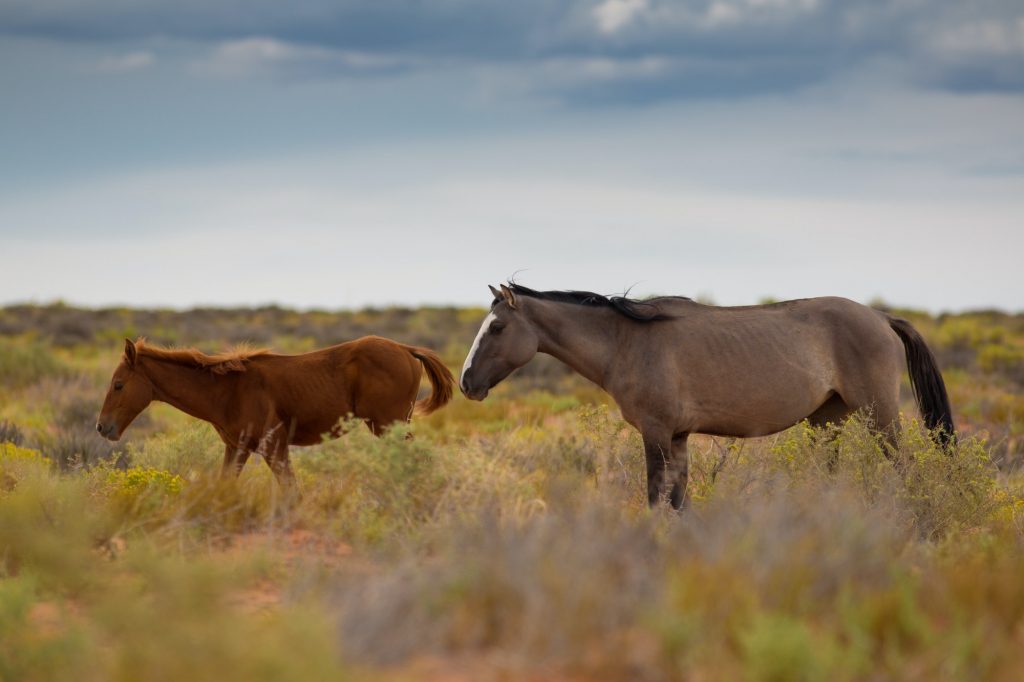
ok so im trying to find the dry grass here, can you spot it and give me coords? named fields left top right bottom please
left=2, top=408, right=1023, bottom=681
left=2, top=306, right=1024, bottom=680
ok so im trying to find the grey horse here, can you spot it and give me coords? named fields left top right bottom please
left=460, top=284, right=954, bottom=509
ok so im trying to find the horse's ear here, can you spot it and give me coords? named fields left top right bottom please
left=124, top=338, right=137, bottom=367
left=499, top=284, right=517, bottom=309
left=488, top=284, right=502, bottom=301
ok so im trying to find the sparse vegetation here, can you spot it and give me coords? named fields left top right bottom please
left=1, top=303, right=1023, bottom=680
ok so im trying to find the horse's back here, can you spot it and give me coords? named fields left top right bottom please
left=668, top=295, right=887, bottom=356
left=787, top=296, right=903, bottom=369
left=737, top=296, right=903, bottom=378
left=638, top=296, right=904, bottom=436
left=717, top=296, right=904, bottom=417
left=271, top=335, right=422, bottom=395
left=249, top=336, right=422, bottom=443
left=701, top=296, right=897, bottom=347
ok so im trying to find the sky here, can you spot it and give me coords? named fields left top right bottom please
left=2, top=0, right=1022, bottom=312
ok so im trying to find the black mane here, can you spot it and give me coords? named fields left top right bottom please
left=501, top=284, right=689, bottom=322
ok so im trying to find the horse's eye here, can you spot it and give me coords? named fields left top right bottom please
left=490, top=323, right=505, bottom=335
left=114, top=382, right=124, bottom=391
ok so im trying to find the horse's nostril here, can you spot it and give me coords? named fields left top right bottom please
left=96, top=423, right=104, bottom=433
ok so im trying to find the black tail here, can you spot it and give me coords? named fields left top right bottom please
left=888, top=316, right=955, bottom=446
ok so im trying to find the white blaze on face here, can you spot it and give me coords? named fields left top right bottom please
left=461, top=312, right=496, bottom=386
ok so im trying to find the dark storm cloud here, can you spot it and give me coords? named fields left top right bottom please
left=0, top=1, right=548, bottom=55
left=2, top=0, right=1022, bottom=100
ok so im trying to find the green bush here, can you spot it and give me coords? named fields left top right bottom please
left=0, top=443, right=51, bottom=490
left=937, top=318, right=1007, bottom=351
left=0, top=576, right=97, bottom=682
left=303, top=423, right=451, bottom=544
left=105, top=466, right=184, bottom=519
left=977, top=343, right=1024, bottom=383
left=741, top=613, right=839, bottom=682
left=0, top=338, right=68, bottom=389
left=125, top=422, right=223, bottom=476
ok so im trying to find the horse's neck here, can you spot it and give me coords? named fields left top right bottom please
left=528, top=300, right=620, bottom=389
left=140, top=357, right=226, bottom=425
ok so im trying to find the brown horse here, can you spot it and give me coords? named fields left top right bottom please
left=97, top=336, right=454, bottom=489
left=460, top=284, right=954, bottom=509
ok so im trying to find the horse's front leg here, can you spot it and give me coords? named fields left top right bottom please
left=642, top=431, right=673, bottom=507
left=642, top=429, right=689, bottom=509
left=220, top=442, right=252, bottom=478
left=668, top=432, right=690, bottom=510
left=260, top=429, right=299, bottom=500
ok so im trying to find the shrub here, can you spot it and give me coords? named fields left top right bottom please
left=301, top=423, right=450, bottom=544
left=0, top=420, right=24, bottom=446
left=894, top=427, right=998, bottom=539
left=125, top=422, right=223, bottom=476
left=3, top=302, right=1024, bottom=680
left=107, top=467, right=183, bottom=496
left=0, top=466, right=107, bottom=594
left=977, top=343, right=1024, bottom=384
left=740, top=613, right=839, bottom=682
left=333, top=503, right=662, bottom=672
left=0, top=443, right=50, bottom=490
left=937, top=318, right=1006, bottom=352
left=0, top=337, right=68, bottom=389
left=45, top=425, right=118, bottom=471
left=0, top=576, right=97, bottom=681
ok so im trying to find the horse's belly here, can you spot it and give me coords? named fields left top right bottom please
left=287, top=417, right=346, bottom=446
left=686, top=383, right=831, bottom=438
left=696, top=418, right=802, bottom=439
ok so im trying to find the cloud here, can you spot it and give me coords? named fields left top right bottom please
left=593, top=0, right=648, bottom=35
left=91, top=51, right=154, bottom=73
left=918, top=14, right=1024, bottom=92
left=928, top=17, right=1024, bottom=57
left=490, top=52, right=829, bottom=106
left=191, top=37, right=411, bottom=78
left=3, top=153, right=1022, bottom=310
left=2, top=1, right=1024, bottom=101
left=641, top=0, right=821, bottom=32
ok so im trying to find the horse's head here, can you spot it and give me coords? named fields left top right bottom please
left=96, top=339, right=154, bottom=441
left=460, top=284, right=539, bottom=400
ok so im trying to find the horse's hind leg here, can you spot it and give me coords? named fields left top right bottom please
left=838, top=382, right=901, bottom=450
left=643, top=429, right=687, bottom=509
left=872, top=399, right=901, bottom=454
left=365, top=419, right=416, bottom=440
left=806, top=392, right=852, bottom=429
left=364, top=419, right=399, bottom=437
left=805, top=393, right=853, bottom=472
left=834, top=345, right=903, bottom=451
left=364, top=401, right=418, bottom=438
left=668, top=433, right=690, bottom=510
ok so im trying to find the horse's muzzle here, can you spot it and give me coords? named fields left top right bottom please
left=96, top=421, right=121, bottom=441
left=459, top=380, right=489, bottom=401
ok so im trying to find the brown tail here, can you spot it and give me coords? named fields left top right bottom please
left=406, top=346, right=455, bottom=415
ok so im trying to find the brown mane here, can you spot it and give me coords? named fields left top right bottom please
left=131, top=338, right=271, bottom=374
